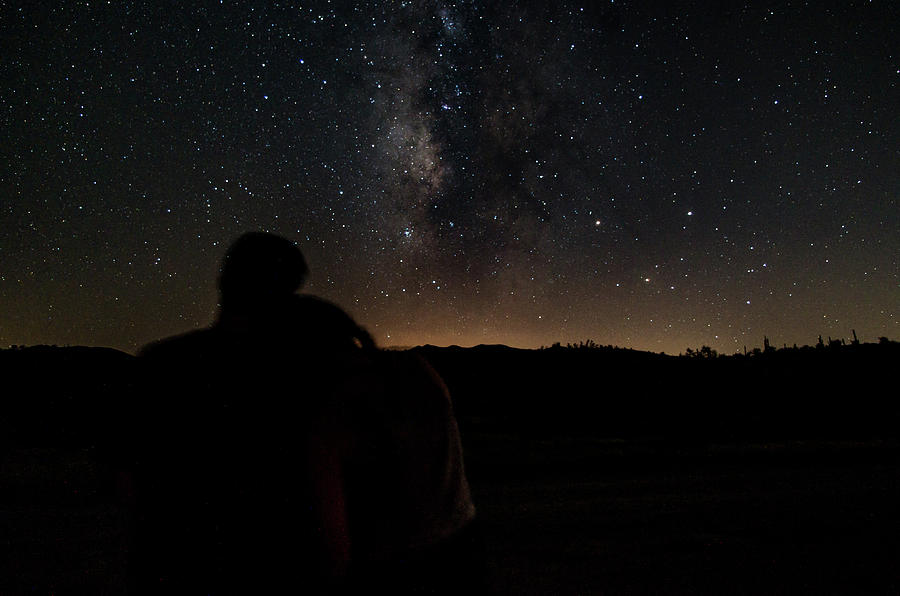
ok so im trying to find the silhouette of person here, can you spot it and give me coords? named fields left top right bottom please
left=132, top=232, right=322, bottom=594
left=260, top=291, right=487, bottom=594
left=130, top=231, right=483, bottom=594
left=337, top=349, right=486, bottom=594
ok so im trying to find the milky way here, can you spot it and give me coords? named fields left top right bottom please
left=2, top=1, right=898, bottom=354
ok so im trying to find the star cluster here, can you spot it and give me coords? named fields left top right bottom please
left=2, top=1, right=898, bottom=354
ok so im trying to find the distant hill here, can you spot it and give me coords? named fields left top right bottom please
left=0, top=345, right=135, bottom=446
left=409, top=340, right=899, bottom=439
left=1, top=340, right=897, bottom=444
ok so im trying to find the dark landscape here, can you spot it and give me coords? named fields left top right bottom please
left=1, top=340, right=898, bottom=594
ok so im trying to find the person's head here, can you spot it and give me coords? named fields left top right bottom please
left=218, top=232, right=309, bottom=314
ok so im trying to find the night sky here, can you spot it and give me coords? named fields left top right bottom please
left=2, top=1, right=898, bottom=355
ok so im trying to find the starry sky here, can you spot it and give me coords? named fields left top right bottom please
left=2, top=1, right=898, bottom=355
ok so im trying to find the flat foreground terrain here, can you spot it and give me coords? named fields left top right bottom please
left=466, top=434, right=899, bottom=595
left=3, top=435, right=898, bottom=594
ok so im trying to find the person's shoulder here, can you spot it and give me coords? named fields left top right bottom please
left=294, top=293, right=351, bottom=319
left=138, top=328, right=219, bottom=360
left=373, top=350, right=451, bottom=405
left=379, top=350, right=440, bottom=379
left=291, top=293, right=377, bottom=351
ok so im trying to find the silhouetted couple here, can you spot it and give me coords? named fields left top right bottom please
left=128, top=232, right=485, bottom=594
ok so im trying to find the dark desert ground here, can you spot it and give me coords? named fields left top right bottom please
left=1, top=340, right=898, bottom=594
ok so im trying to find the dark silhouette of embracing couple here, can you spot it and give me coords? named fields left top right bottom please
left=127, top=232, right=487, bottom=594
